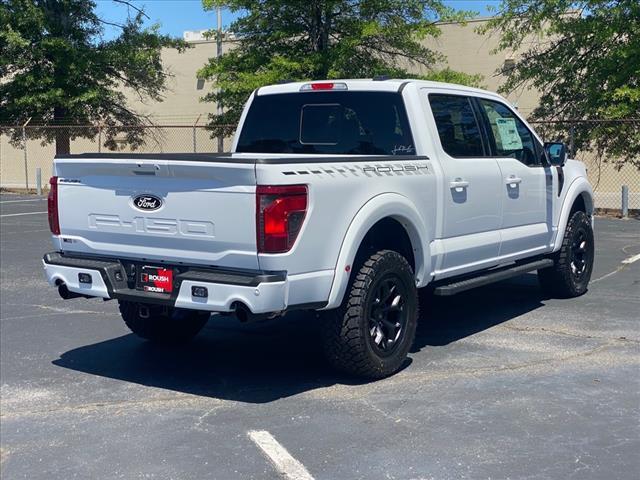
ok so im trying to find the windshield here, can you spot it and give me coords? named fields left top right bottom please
left=236, top=91, right=415, bottom=155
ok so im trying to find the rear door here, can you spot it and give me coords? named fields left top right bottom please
left=475, top=98, right=553, bottom=258
left=425, top=92, right=503, bottom=277
left=54, top=156, right=259, bottom=269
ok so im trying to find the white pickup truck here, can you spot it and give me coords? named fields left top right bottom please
left=43, top=79, right=595, bottom=378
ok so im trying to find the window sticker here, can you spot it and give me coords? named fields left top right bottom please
left=495, top=118, right=523, bottom=150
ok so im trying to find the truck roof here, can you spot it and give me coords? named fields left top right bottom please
left=257, top=78, right=501, bottom=100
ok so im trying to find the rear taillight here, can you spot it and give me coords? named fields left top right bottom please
left=256, top=185, right=308, bottom=253
left=48, top=176, right=60, bottom=235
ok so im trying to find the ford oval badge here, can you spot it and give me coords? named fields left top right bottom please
left=132, top=194, right=162, bottom=211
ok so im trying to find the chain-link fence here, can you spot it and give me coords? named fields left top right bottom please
left=0, top=125, right=236, bottom=191
left=529, top=119, right=640, bottom=213
left=1, top=122, right=638, bottom=212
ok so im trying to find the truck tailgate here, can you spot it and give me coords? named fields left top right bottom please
left=53, top=157, right=258, bottom=269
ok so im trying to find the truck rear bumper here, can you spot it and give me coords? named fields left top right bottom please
left=42, top=252, right=297, bottom=314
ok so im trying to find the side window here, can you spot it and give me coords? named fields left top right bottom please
left=428, top=94, right=485, bottom=157
left=478, top=99, right=540, bottom=166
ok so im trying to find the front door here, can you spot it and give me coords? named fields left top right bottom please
left=476, top=98, right=553, bottom=258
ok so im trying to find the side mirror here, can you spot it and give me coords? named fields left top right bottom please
left=544, top=142, right=567, bottom=167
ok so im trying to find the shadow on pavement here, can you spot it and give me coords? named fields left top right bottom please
left=413, top=272, right=548, bottom=350
left=53, top=273, right=548, bottom=403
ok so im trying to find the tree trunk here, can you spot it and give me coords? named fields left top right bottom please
left=55, top=129, right=70, bottom=155
left=54, top=107, right=70, bottom=155
left=310, top=3, right=331, bottom=78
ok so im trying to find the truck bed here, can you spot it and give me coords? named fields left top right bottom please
left=52, top=152, right=428, bottom=270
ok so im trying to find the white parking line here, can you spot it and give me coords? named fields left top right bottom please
left=0, top=211, right=48, bottom=218
left=621, top=253, right=640, bottom=265
left=1, top=229, right=50, bottom=235
left=248, top=430, right=315, bottom=480
left=0, top=199, right=46, bottom=204
left=592, top=252, right=640, bottom=283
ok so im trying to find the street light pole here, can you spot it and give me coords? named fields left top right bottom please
left=216, top=6, right=224, bottom=153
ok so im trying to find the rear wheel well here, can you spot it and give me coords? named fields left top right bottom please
left=353, top=218, right=415, bottom=273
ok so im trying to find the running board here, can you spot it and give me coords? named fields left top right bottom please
left=433, top=258, right=554, bottom=296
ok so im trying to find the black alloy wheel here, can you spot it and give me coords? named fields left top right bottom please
left=569, top=226, right=589, bottom=280
left=367, top=274, right=409, bottom=356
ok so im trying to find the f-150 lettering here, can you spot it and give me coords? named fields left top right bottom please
left=88, top=214, right=215, bottom=237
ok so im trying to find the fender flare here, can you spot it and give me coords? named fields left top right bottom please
left=321, top=193, right=431, bottom=310
left=552, top=177, right=594, bottom=252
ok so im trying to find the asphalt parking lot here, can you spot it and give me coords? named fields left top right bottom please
left=1, top=193, right=639, bottom=480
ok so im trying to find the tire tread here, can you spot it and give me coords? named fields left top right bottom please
left=538, top=211, right=594, bottom=298
left=322, top=250, right=418, bottom=379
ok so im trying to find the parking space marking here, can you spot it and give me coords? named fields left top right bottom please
left=592, top=251, right=640, bottom=283
left=621, top=253, right=640, bottom=265
left=0, top=199, right=46, bottom=204
left=1, top=229, right=50, bottom=235
left=0, top=211, right=48, bottom=218
left=248, top=430, right=315, bottom=480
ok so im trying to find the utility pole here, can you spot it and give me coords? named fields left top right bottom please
left=216, top=6, right=224, bottom=153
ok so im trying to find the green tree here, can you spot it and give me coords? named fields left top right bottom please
left=482, top=0, right=640, bottom=167
left=0, top=0, right=188, bottom=154
left=199, top=0, right=483, bottom=136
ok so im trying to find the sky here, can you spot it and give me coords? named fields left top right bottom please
left=94, top=0, right=503, bottom=40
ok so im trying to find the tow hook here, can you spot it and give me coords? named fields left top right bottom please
left=138, top=305, right=150, bottom=319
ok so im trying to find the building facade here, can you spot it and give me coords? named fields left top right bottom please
left=1, top=18, right=637, bottom=209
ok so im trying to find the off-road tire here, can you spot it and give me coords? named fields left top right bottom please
left=118, top=301, right=209, bottom=343
left=321, top=250, right=419, bottom=379
left=538, top=210, right=594, bottom=298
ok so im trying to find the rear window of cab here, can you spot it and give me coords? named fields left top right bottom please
left=236, top=91, right=415, bottom=155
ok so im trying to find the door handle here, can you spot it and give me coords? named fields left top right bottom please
left=133, top=163, right=160, bottom=175
left=505, top=176, right=522, bottom=187
left=449, top=178, right=469, bottom=191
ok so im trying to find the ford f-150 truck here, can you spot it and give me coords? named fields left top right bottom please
left=43, top=79, right=595, bottom=378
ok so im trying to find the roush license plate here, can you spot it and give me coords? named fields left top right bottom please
left=138, top=266, right=173, bottom=293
